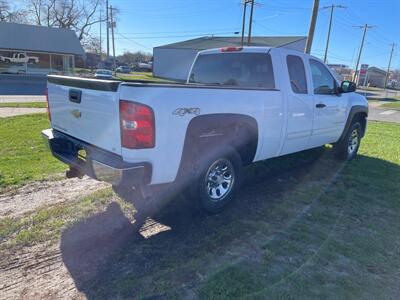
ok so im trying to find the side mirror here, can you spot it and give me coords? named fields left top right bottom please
left=340, top=81, right=356, bottom=93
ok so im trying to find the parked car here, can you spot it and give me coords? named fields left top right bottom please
left=116, top=66, right=131, bottom=73
left=0, top=53, right=39, bottom=64
left=134, top=62, right=152, bottom=72
left=43, top=46, right=368, bottom=213
left=94, top=69, right=113, bottom=79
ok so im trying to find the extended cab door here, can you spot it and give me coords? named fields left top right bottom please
left=307, top=59, right=347, bottom=147
left=280, top=52, right=314, bottom=155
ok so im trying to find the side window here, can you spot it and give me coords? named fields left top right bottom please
left=310, top=59, right=336, bottom=95
left=287, top=55, right=308, bottom=94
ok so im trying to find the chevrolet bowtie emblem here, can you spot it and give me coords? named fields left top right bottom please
left=71, top=109, right=82, bottom=118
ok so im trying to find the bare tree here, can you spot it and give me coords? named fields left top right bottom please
left=82, top=36, right=101, bottom=53
left=0, top=1, right=28, bottom=22
left=26, top=0, right=105, bottom=41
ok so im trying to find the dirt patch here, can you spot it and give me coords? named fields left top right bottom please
left=0, top=177, right=109, bottom=218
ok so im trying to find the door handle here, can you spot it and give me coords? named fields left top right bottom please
left=316, top=103, right=326, bottom=108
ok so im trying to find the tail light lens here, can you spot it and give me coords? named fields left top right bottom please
left=119, top=100, right=155, bottom=149
left=45, top=87, right=51, bottom=121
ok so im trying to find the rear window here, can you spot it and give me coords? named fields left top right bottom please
left=189, top=53, right=275, bottom=89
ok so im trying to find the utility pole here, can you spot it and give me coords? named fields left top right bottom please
left=247, top=0, right=255, bottom=44
left=322, top=4, right=346, bottom=63
left=241, top=0, right=249, bottom=46
left=99, top=10, right=102, bottom=58
left=384, top=43, right=396, bottom=89
left=305, top=0, right=320, bottom=54
left=106, top=0, right=109, bottom=58
left=353, top=24, right=374, bottom=84
left=110, top=5, right=116, bottom=70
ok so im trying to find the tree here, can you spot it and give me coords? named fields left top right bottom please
left=25, top=0, right=105, bottom=41
left=117, top=51, right=153, bottom=66
left=82, top=36, right=101, bottom=54
left=0, top=1, right=27, bottom=22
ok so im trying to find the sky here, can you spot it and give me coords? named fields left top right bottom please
left=96, top=0, right=400, bottom=70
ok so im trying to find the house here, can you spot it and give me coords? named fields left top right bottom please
left=0, top=22, right=84, bottom=75
left=153, top=36, right=307, bottom=81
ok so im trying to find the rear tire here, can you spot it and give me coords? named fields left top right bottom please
left=195, top=147, right=242, bottom=214
left=333, top=121, right=362, bottom=161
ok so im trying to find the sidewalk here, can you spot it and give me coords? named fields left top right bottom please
left=0, top=107, right=46, bottom=118
left=0, top=95, right=46, bottom=103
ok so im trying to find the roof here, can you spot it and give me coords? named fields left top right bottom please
left=155, top=36, right=307, bottom=50
left=367, top=66, right=387, bottom=75
left=0, top=22, right=85, bottom=56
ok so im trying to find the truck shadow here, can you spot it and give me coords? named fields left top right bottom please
left=60, top=147, right=398, bottom=299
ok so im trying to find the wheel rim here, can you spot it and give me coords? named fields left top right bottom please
left=348, top=129, right=359, bottom=155
left=205, top=158, right=235, bottom=202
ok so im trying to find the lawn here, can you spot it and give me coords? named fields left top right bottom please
left=381, top=101, right=400, bottom=110
left=0, top=121, right=399, bottom=299
left=0, top=102, right=47, bottom=108
left=116, top=72, right=175, bottom=83
left=0, top=113, right=66, bottom=190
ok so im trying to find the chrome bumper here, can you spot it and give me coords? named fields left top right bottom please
left=42, top=128, right=151, bottom=185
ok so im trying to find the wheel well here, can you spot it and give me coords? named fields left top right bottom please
left=180, top=114, right=258, bottom=170
left=353, top=112, right=367, bottom=137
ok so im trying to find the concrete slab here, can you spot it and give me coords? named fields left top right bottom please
left=0, top=95, right=46, bottom=103
left=0, top=107, right=46, bottom=118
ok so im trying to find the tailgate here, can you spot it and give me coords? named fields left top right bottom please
left=47, top=75, right=122, bottom=155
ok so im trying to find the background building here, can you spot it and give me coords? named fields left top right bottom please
left=153, top=36, right=307, bottom=81
left=0, top=22, right=84, bottom=75
left=364, top=67, right=388, bottom=88
left=328, top=64, right=353, bottom=81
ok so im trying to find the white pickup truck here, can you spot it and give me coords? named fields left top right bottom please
left=1, top=53, right=39, bottom=64
left=43, top=46, right=368, bottom=213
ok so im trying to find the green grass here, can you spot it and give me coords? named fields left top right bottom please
left=381, top=101, right=400, bottom=110
left=0, top=102, right=47, bottom=108
left=0, top=121, right=399, bottom=299
left=198, top=121, right=400, bottom=299
left=116, top=72, right=175, bottom=83
left=367, top=96, right=400, bottom=102
left=0, top=113, right=66, bottom=189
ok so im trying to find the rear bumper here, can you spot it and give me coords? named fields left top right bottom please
left=42, top=128, right=151, bottom=186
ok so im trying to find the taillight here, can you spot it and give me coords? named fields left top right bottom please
left=220, top=47, right=243, bottom=52
left=119, top=100, right=155, bottom=149
left=45, top=87, right=51, bottom=121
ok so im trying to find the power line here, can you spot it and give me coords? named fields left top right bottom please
left=115, top=32, right=152, bottom=50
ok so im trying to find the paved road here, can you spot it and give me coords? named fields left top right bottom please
left=0, top=74, right=46, bottom=95
left=368, top=103, right=400, bottom=123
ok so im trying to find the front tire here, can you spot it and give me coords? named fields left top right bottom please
left=334, top=121, right=362, bottom=161
left=196, top=148, right=242, bottom=214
